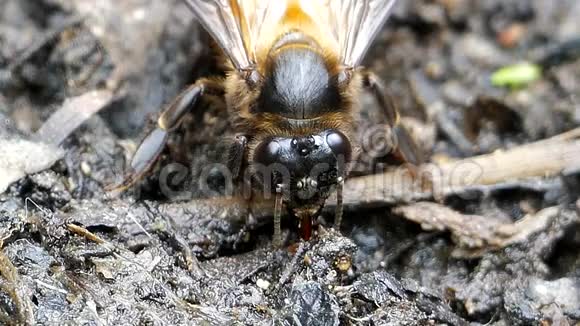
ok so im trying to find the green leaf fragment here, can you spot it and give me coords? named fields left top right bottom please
left=491, top=62, right=542, bottom=88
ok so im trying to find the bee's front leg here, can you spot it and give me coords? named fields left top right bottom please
left=362, top=71, right=435, bottom=194
left=227, top=135, right=265, bottom=248
left=116, top=78, right=224, bottom=190
left=228, top=134, right=248, bottom=181
left=362, top=71, right=423, bottom=166
left=334, top=179, right=344, bottom=230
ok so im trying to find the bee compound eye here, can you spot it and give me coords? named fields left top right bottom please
left=253, top=138, right=281, bottom=166
left=326, top=130, right=352, bottom=162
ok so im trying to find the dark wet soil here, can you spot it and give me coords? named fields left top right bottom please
left=1, top=0, right=579, bottom=325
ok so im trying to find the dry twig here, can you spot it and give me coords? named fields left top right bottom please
left=0, top=251, right=34, bottom=325
left=7, top=16, right=85, bottom=72
left=394, top=203, right=563, bottom=257
left=339, top=132, right=580, bottom=207
left=34, top=90, right=114, bottom=146
left=1, top=90, right=113, bottom=194
left=161, top=129, right=580, bottom=220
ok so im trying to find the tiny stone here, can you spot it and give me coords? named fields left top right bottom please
left=80, top=161, right=92, bottom=176
left=256, top=279, right=270, bottom=290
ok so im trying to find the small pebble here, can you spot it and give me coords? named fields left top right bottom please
left=461, top=35, right=510, bottom=67
left=256, top=279, right=270, bottom=290
left=425, top=61, right=445, bottom=80
left=66, top=177, right=77, bottom=192
left=325, top=270, right=337, bottom=282
left=497, top=23, right=526, bottom=48
left=81, top=161, right=92, bottom=176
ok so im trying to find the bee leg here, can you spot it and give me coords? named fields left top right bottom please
left=391, top=124, right=423, bottom=166
left=273, top=185, right=284, bottom=248
left=363, top=71, right=433, bottom=192
left=227, top=135, right=249, bottom=218
left=362, top=71, right=423, bottom=165
left=227, top=135, right=257, bottom=248
left=228, top=135, right=248, bottom=181
left=116, top=79, right=224, bottom=190
left=334, top=178, right=344, bottom=230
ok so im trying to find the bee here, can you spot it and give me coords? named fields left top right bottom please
left=119, top=0, right=422, bottom=246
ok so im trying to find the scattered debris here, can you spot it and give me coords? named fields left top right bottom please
left=6, top=15, right=85, bottom=72
left=0, top=90, right=112, bottom=194
left=1, top=0, right=579, bottom=325
left=0, top=251, right=34, bottom=325
left=394, top=203, right=566, bottom=257
left=33, top=90, right=114, bottom=146
left=0, top=139, right=63, bottom=194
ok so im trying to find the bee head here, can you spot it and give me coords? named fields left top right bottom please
left=252, top=129, right=351, bottom=208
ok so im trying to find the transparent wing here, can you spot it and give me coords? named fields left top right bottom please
left=183, top=0, right=289, bottom=70
left=240, top=0, right=288, bottom=54
left=302, top=0, right=399, bottom=68
left=183, top=0, right=397, bottom=69
left=183, top=0, right=253, bottom=70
